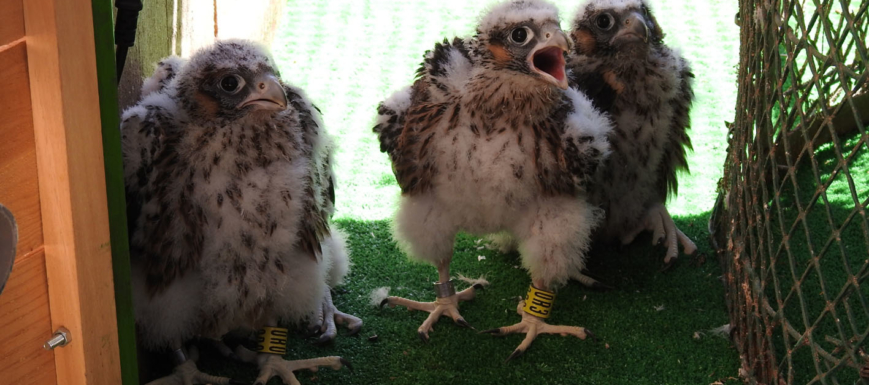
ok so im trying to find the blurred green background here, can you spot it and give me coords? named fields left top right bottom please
left=270, top=0, right=739, bottom=221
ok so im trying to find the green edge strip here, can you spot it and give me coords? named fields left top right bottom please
left=90, top=0, right=140, bottom=383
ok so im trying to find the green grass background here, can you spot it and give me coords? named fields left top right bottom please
left=206, top=0, right=745, bottom=384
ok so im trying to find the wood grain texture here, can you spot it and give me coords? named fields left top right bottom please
left=0, top=42, right=43, bottom=257
left=0, top=249, right=58, bottom=385
left=0, top=0, right=25, bottom=47
left=23, top=0, right=122, bottom=383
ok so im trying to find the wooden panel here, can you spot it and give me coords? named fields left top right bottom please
left=0, top=249, right=57, bottom=385
left=0, top=0, right=25, bottom=47
left=0, top=42, right=43, bottom=257
left=23, top=0, right=122, bottom=383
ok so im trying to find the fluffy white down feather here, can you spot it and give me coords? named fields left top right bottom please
left=479, top=0, right=560, bottom=32
left=123, top=41, right=352, bottom=351
left=391, top=86, right=609, bottom=288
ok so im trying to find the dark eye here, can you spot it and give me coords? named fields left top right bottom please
left=595, top=13, right=614, bottom=30
left=509, top=27, right=533, bottom=45
left=219, top=75, right=243, bottom=94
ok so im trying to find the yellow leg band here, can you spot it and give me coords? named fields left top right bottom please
left=522, top=285, right=555, bottom=319
left=256, top=327, right=289, bottom=355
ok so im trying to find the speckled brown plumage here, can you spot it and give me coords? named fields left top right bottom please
left=567, top=0, right=697, bottom=263
left=371, top=0, right=613, bottom=357
left=121, top=42, right=358, bottom=379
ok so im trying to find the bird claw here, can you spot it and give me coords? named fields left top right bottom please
left=506, top=348, right=525, bottom=362
left=346, top=324, right=363, bottom=336
left=455, top=318, right=473, bottom=329
left=591, top=280, right=615, bottom=291
left=660, top=257, right=678, bottom=273
left=310, top=287, right=363, bottom=343
left=643, top=204, right=697, bottom=267
left=339, top=357, right=354, bottom=373
left=253, top=354, right=350, bottom=385
left=570, top=269, right=614, bottom=290
left=384, top=284, right=481, bottom=342
left=485, top=301, right=593, bottom=362
left=316, top=333, right=335, bottom=345
left=306, top=324, right=322, bottom=336
left=145, top=359, right=234, bottom=385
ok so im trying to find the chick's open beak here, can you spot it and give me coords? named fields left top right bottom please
left=528, top=25, right=570, bottom=90
left=238, top=74, right=288, bottom=111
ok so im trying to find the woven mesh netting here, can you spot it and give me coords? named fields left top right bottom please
left=709, top=0, right=869, bottom=383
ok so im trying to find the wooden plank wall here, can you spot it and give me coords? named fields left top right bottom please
left=23, top=0, right=123, bottom=382
left=0, top=0, right=57, bottom=383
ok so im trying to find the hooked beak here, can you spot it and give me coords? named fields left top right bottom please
left=237, top=74, right=288, bottom=111
left=611, top=11, right=649, bottom=45
left=528, top=25, right=570, bottom=90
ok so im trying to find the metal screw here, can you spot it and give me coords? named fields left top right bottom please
left=44, top=327, right=71, bottom=350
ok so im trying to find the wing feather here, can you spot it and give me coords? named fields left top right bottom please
left=286, top=86, right=333, bottom=261
left=657, top=57, right=694, bottom=199
left=121, top=92, right=196, bottom=294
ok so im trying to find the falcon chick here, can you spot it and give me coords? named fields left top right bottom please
left=374, top=0, right=611, bottom=359
left=121, top=40, right=358, bottom=385
left=567, top=0, right=697, bottom=270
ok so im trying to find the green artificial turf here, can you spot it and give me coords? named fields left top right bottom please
left=200, top=215, right=741, bottom=385
left=202, top=0, right=747, bottom=384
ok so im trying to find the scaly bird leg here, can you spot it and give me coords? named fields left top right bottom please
left=232, top=326, right=351, bottom=385
left=309, top=286, right=363, bottom=343
left=644, top=203, right=697, bottom=267
left=145, top=345, right=238, bottom=385
left=252, top=354, right=350, bottom=385
left=482, top=283, right=594, bottom=361
left=380, top=259, right=487, bottom=342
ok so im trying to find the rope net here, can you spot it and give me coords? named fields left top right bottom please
left=710, top=0, right=869, bottom=383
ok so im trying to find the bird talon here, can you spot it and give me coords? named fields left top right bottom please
left=480, top=328, right=502, bottom=335
left=585, top=329, right=599, bottom=342
left=316, top=334, right=335, bottom=345
left=347, top=325, right=363, bottom=336
left=472, top=283, right=485, bottom=290
left=455, top=318, right=472, bottom=328
left=418, top=331, right=430, bottom=343
left=591, top=280, right=615, bottom=291
left=379, top=298, right=389, bottom=309
left=505, top=349, right=525, bottom=362
left=660, top=258, right=678, bottom=273
left=339, top=357, right=354, bottom=373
